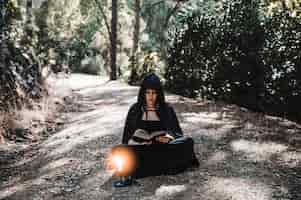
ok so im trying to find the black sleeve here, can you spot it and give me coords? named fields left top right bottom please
left=169, top=106, right=183, bottom=138
left=121, top=104, right=136, bottom=144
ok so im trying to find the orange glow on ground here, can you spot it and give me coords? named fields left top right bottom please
left=106, top=146, right=137, bottom=177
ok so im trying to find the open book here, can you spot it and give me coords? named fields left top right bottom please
left=128, top=129, right=166, bottom=145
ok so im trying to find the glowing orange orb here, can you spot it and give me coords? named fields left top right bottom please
left=106, top=146, right=136, bottom=177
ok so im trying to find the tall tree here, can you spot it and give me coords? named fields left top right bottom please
left=132, top=0, right=141, bottom=59
left=110, top=0, right=118, bottom=80
left=94, top=0, right=118, bottom=80
left=128, top=0, right=141, bottom=84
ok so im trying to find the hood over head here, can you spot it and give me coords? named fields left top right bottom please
left=137, top=73, right=165, bottom=109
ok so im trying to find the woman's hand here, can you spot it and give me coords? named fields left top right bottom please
left=155, top=134, right=174, bottom=143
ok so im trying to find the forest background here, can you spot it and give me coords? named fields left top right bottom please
left=1, top=0, right=301, bottom=142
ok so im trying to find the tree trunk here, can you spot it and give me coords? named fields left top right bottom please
left=129, top=0, right=141, bottom=85
left=110, top=0, right=118, bottom=80
left=132, top=0, right=140, bottom=58
left=26, top=0, right=33, bottom=23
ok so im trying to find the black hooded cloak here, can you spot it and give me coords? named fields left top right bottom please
left=122, top=73, right=183, bottom=144
left=116, top=73, right=199, bottom=178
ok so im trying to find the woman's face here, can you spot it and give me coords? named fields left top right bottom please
left=145, top=89, right=157, bottom=108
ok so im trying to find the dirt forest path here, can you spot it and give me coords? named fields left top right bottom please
left=1, top=74, right=301, bottom=200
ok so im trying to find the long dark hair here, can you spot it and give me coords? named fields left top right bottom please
left=137, top=73, right=166, bottom=112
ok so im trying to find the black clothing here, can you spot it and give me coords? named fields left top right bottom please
left=121, top=103, right=183, bottom=144
left=122, top=73, right=182, bottom=144
left=122, top=74, right=183, bottom=144
left=137, top=120, right=165, bottom=133
left=114, top=137, right=199, bottom=179
left=118, top=73, right=199, bottom=178
left=131, top=120, right=166, bottom=144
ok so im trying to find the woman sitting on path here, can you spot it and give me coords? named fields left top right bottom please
left=119, top=73, right=199, bottom=179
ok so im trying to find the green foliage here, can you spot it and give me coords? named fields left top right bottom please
left=140, top=0, right=180, bottom=56
left=214, top=0, right=265, bottom=109
left=264, top=0, right=301, bottom=18
left=261, top=10, right=301, bottom=118
left=165, top=0, right=301, bottom=120
left=128, top=52, right=165, bottom=85
left=166, top=12, right=217, bottom=98
left=1, top=0, right=45, bottom=111
left=166, top=0, right=264, bottom=100
left=33, top=0, right=104, bottom=75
